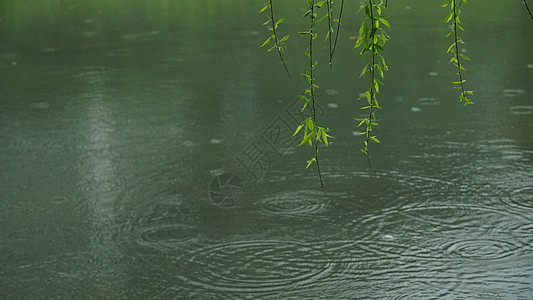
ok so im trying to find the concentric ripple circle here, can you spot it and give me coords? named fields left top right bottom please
left=118, top=200, right=202, bottom=253
left=258, top=190, right=329, bottom=218
left=135, top=223, right=199, bottom=252
left=439, top=237, right=521, bottom=261
left=354, top=203, right=533, bottom=261
left=506, top=186, right=533, bottom=210
left=174, top=240, right=336, bottom=293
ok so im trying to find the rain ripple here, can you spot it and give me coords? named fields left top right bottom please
left=118, top=201, right=202, bottom=254
left=134, top=223, right=199, bottom=252
left=499, top=185, right=533, bottom=214
left=257, top=190, right=333, bottom=219
left=438, top=237, right=522, bottom=261
left=355, top=203, right=533, bottom=262
left=173, top=240, right=338, bottom=294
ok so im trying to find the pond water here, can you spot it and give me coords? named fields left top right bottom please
left=1, top=0, right=532, bottom=298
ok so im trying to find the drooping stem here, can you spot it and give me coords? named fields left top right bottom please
left=330, top=0, right=344, bottom=65
left=444, top=0, right=473, bottom=105
left=268, top=0, right=291, bottom=78
left=524, top=0, right=533, bottom=20
left=308, top=0, right=324, bottom=188
left=326, top=0, right=333, bottom=69
left=354, top=0, right=388, bottom=157
left=452, top=0, right=466, bottom=95
left=365, top=1, right=376, bottom=157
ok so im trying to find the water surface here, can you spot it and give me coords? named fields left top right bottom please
left=1, top=0, right=532, bottom=298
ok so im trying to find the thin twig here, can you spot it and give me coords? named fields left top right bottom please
left=330, top=0, right=345, bottom=65
left=452, top=0, right=466, bottom=96
left=326, top=0, right=334, bottom=69
left=525, top=0, right=533, bottom=20
left=269, top=0, right=291, bottom=78
left=365, top=0, right=376, bottom=159
left=309, top=1, right=324, bottom=188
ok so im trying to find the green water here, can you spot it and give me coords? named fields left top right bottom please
left=1, top=0, right=532, bottom=298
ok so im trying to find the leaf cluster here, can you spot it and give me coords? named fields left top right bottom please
left=292, top=118, right=332, bottom=168
left=442, top=0, right=473, bottom=105
left=294, top=0, right=333, bottom=180
left=353, top=0, right=389, bottom=155
left=260, top=1, right=291, bottom=77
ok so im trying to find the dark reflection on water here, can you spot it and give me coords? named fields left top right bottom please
left=1, top=0, right=532, bottom=299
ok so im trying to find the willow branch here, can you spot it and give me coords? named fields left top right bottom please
left=330, top=0, right=345, bottom=66
left=525, top=0, right=533, bottom=20
left=268, top=0, right=291, bottom=78
left=309, top=1, right=324, bottom=188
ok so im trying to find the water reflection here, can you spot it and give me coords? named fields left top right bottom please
left=76, top=66, right=122, bottom=279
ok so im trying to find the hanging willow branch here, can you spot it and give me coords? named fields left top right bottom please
left=293, top=0, right=333, bottom=188
left=443, top=0, right=473, bottom=105
left=354, top=0, right=390, bottom=158
left=524, top=0, right=533, bottom=20
left=330, top=0, right=345, bottom=65
left=324, top=0, right=334, bottom=69
left=260, top=0, right=291, bottom=78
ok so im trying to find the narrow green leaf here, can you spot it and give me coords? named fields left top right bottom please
left=301, top=101, right=309, bottom=112
left=259, top=4, right=270, bottom=13
left=370, top=136, right=381, bottom=143
left=299, top=130, right=315, bottom=146
left=379, top=18, right=391, bottom=29
left=308, top=118, right=314, bottom=130
left=364, top=91, right=371, bottom=102
left=459, top=53, right=470, bottom=60
left=306, top=157, right=316, bottom=169
left=354, top=37, right=363, bottom=49
left=260, top=36, right=272, bottom=47
left=358, top=22, right=366, bottom=38
left=443, top=11, right=454, bottom=23
left=359, top=63, right=369, bottom=78
left=293, top=124, right=304, bottom=137
left=376, top=64, right=384, bottom=78
left=446, top=43, right=455, bottom=53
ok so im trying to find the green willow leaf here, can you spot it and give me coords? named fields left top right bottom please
left=293, top=123, right=305, bottom=137
left=306, top=157, right=316, bottom=169
left=260, top=4, right=270, bottom=13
